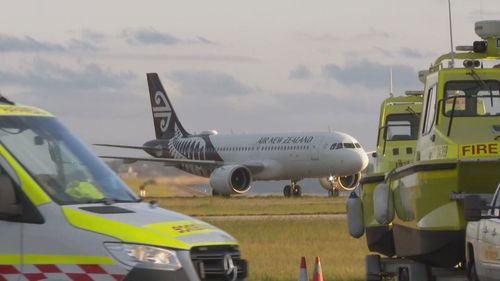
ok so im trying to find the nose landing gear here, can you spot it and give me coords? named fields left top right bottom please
left=283, top=180, right=302, bottom=197
left=328, top=188, right=339, bottom=197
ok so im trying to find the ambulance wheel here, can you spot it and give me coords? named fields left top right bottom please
left=283, top=185, right=292, bottom=197
left=467, top=260, right=479, bottom=281
left=293, top=185, right=302, bottom=197
left=365, top=254, right=381, bottom=281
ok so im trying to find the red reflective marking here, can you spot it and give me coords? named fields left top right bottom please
left=24, top=273, right=47, bottom=281
left=0, top=275, right=8, bottom=281
left=78, top=264, right=106, bottom=274
left=35, top=264, right=61, bottom=273
left=0, top=265, right=19, bottom=274
left=67, top=273, right=93, bottom=281
left=112, top=274, right=126, bottom=281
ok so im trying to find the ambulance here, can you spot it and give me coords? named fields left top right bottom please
left=0, top=99, right=247, bottom=281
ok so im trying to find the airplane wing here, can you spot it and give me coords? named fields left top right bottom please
left=100, top=156, right=222, bottom=167
left=94, top=144, right=162, bottom=151
left=100, top=156, right=265, bottom=173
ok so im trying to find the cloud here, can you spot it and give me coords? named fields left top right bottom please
left=101, top=53, right=259, bottom=62
left=399, top=48, right=429, bottom=59
left=357, top=28, right=390, bottom=40
left=67, top=38, right=99, bottom=51
left=295, top=32, right=339, bottom=42
left=170, top=71, right=252, bottom=97
left=195, top=36, right=216, bottom=44
left=123, top=28, right=214, bottom=45
left=322, top=59, right=419, bottom=89
left=0, top=35, right=66, bottom=53
left=0, top=59, right=136, bottom=93
left=0, top=33, right=104, bottom=53
left=372, top=46, right=436, bottom=60
left=289, top=65, right=312, bottom=80
left=80, top=29, right=106, bottom=44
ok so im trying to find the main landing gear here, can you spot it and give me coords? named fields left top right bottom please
left=283, top=180, right=302, bottom=197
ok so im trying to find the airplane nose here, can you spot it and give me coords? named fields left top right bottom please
left=333, top=149, right=369, bottom=175
left=347, top=150, right=368, bottom=172
left=357, top=150, right=369, bottom=171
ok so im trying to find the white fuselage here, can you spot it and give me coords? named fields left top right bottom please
left=173, top=131, right=369, bottom=181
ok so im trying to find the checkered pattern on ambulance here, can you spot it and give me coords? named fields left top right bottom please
left=0, top=264, right=127, bottom=281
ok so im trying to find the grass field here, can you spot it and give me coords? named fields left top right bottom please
left=152, top=196, right=347, bottom=216
left=122, top=177, right=367, bottom=280
left=205, top=218, right=368, bottom=281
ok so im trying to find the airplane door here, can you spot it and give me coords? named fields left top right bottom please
left=310, top=136, right=324, bottom=160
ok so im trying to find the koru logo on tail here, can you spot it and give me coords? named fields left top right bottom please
left=152, top=91, right=172, bottom=133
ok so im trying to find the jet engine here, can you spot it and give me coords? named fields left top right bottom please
left=319, top=172, right=361, bottom=192
left=209, top=165, right=252, bottom=195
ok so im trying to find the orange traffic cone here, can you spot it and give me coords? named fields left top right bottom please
left=298, top=256, right=309, bottom=281
left=312, top=256, right=323, bottom=281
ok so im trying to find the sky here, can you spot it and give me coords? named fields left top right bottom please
left=0, top=0, right=499, bottom=155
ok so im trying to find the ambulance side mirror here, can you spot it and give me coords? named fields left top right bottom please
left=0, top=175, right=22, bottom=217
left=464, top=195, right=482, bottom=222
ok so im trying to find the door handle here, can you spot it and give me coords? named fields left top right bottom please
left=483, top=227, right=489, bottom=234
left=492, top=229, right=497, bottom=236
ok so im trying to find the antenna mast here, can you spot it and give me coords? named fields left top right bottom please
left=389, top=67, right=394, bottom=97
left=448, top=0, right=455, bottom=68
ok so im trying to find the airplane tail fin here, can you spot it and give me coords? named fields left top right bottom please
left=146, top=73, right=190, bottom=139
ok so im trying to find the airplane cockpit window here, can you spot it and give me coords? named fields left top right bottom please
left=444, top=80, right=500, bottom=117
left=330, top=142, right=359, bottom=150
left=385, top=113, right=419, bottom=141
left=343, top=143, right=355, bottom=149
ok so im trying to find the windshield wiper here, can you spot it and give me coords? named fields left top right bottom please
left=468, top=69, right=495, bottom=107
left=84, top=198, right=141, bottom=205
left=85, top=198, right=116, bottom=205
left=447, top=96, right=457, bottom=137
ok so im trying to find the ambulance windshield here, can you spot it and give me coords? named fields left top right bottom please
left=0, top=115, right=139, bottom=204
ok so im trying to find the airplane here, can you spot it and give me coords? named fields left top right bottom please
left=97, top=73, right=369, bottom=197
